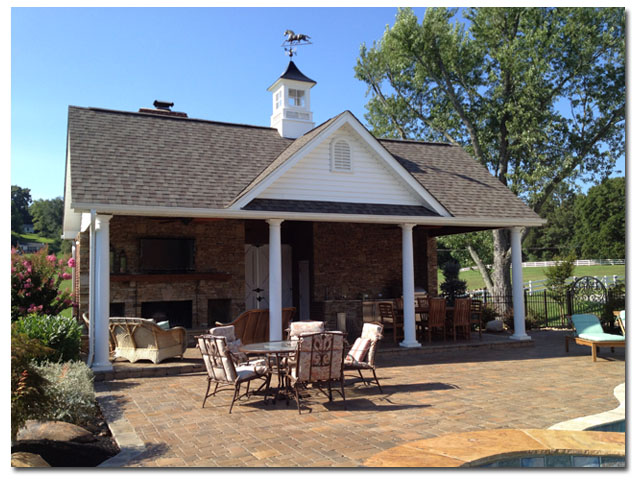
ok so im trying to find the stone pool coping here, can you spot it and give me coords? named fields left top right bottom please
left=365, top=383, right=626, bottom=468
left=363, top=428, right=625, bottom=467
left=548, top=383, right=625, bottom=432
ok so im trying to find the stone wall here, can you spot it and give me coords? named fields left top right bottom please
left=76, top=216, right=246, bottom=327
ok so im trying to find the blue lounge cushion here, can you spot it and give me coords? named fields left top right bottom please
left=578, top=333, right=625, bottom=342
left=156, top=320, right=170, bottom=330
left=570, top=314, right=606, bottom=335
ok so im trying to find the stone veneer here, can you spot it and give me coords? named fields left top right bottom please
left=76, top=216, right=246, bottom=328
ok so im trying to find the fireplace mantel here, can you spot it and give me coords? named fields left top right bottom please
left=110, top=272, right=231, bottom=283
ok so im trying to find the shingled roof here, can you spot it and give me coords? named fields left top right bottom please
left=66, top=106, right=541, bottom=224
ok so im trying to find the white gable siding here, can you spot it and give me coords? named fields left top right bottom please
left=257, top=125, right=423, bottom=205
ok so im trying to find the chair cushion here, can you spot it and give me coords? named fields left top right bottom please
left=289, top=321, right=324, bottom=339
left=156, top=320, right=170, bottom=330
left=570, top=314, right=605, bottom=335
left=346, top=337, right=371, bottom=363
left=236, top=363, right=268, bottom=381
left=578, top=333, right=625, bottom=342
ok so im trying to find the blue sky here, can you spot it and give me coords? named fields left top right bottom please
left=10, top=5, right=627, bottom=201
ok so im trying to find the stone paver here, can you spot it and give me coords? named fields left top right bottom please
left=95, top=330, right=625, bottom=467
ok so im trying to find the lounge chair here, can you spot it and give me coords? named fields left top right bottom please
left=565, top=314, right=625, bottom=361
left=614, top=310, right=625, bottom=335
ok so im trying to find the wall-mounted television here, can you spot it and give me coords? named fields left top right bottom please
left=139, top=238, right=195, bottom=273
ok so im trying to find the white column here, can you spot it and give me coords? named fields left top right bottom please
left=510, top=227, right=531, bottom=341
left=267, top=219, right=284, bottom=341
left=399, top=223, right=421, bottom=348
left=92, top=214, right=113, bottom=371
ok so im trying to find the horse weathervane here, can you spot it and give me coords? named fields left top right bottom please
left=282, top=30, right=312, bottom=57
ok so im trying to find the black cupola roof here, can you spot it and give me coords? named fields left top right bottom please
left=278, top=61, right=316, bottom=85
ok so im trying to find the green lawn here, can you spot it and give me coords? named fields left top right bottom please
left=439, top=264, right=626, bottom=291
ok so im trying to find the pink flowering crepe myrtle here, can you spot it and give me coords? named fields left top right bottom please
left=11, top=247, right=76, bottom=322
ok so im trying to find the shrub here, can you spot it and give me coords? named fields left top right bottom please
left=11, top=324, right=53, bottom=442
left=11, top=247, right=74, bottom=322
left=440, top=261, right=468, bottom=306
left=14, top=314, right=82, bottom=362
left=30, top=361, right=97, bottom=426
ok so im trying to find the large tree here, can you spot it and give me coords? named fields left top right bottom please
left=355, top=7, right=625, bottom=302
left=573, top=177, right=625, bottom=259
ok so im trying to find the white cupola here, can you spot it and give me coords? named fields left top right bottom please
left=267, top=61, right=316, bottom=138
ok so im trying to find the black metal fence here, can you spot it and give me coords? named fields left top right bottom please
left=468, top=284, right=625, bottom=331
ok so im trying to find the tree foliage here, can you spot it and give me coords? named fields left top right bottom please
left=11, top=185, right=32, bottom=233
left=355, top=7, right=625, bottom=299
left=573, top=177, right=625, bottom=258
left=29, top=197, right=64, bottom=239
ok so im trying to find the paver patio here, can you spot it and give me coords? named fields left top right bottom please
left=95, top=330, right=625, bottom=467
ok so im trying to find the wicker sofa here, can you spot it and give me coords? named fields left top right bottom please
left=109, top=317, right=187, bottom=364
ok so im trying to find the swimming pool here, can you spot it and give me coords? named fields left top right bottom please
left=477, top=454, right=625, bottom=468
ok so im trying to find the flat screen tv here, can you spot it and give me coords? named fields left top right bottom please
left=139, top=238, right=195, bottom=273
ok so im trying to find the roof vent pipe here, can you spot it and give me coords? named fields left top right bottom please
left=153, top=100, right=174, bottom=111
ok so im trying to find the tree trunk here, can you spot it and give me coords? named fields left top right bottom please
left=491, top=229, right=512, bottom=317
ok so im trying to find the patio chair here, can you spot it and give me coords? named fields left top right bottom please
left=470, top=300, right=483, bottom=339
left=196, top=334, right=270, bottom=413
left=286, top=331, right=347, bottom=414
left=209, top=325, right=253, bottom=365
left=565, top=314, right=625, bottom=362
left=109, top=317, right=187, bottom=364
left=344, top=322, right=384, bottom=393
left=287, top=320, right=325, bottom=340
left=427, top=297, right=447, bottom=343
left=378, top=301, right=402, bottom=344
left=451, top=298, right=472, bottom=341
left=416, top=296, right=429, bottom=341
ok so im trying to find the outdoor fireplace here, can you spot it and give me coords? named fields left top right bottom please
left=141, top=300, right=193, bottom=329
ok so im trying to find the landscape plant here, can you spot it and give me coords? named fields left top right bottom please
left=11, top=247, right=74, bottom=322
left=30, top=360, right=97, bottom=426
left=439, top=260, right=468, bottom=306
left=14, top=314, right=82, bottom=362
left=11, top=325, right=53, bottom=442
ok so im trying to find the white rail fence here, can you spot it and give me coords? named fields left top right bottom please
left=461, top=259, right=625, bottom=272
left=469, top=274, right=625, bottom=295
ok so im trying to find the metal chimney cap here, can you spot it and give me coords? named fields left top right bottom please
left=153, top=100, right=174, bottom=111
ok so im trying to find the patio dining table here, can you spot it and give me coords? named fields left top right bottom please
left=240, top=340, right=298, bottom=404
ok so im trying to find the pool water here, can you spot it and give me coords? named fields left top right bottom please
left=479, top=454, right=625, bottom=468
left=586, top=420, right=626, bottom=433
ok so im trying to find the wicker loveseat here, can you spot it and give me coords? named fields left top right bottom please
left=109, top=317, right=187, bottom=364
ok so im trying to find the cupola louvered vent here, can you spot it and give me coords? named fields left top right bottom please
left=332, top=139, right=352, bottom=172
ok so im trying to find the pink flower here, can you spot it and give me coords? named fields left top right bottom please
left=67, top=258, right=76, bottom=268
left=47, top=254, right=57, bottom=263
left=61, top=272, right=72, bottom=280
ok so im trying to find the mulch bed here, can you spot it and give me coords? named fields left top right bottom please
left=11, top=403, right=120, bottom=467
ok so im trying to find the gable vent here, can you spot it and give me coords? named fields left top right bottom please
left=332, top=139, right=352, bottom=172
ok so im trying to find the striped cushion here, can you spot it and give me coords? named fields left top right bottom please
left=346, top=337, right=371, bottom=363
